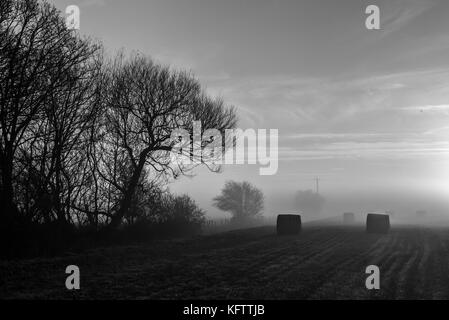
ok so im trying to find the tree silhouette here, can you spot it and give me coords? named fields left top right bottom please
left=0, top=0, right=238, bottom=256
left=98, top=53, right=237, bottom=228
left=0, top=0, right=101, bottom=226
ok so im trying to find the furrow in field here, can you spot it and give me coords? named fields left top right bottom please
left=258, top=230, right=369, bottom=299
left=305, top=233, right=388, bottom=299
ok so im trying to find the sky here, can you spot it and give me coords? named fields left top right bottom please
left=52, top=0, right=449, bottom=218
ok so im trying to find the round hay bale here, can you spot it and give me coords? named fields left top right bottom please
left=343, top=212, right=355, bottom=224
left=277, top=214, right=301, bottom=235
left=366, top=213, right=390, bottom=234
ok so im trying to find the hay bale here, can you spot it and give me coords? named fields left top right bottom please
left=277, top=214, right=301, bottom=235
left=366, top=213, right=390, bottom=234
left=343, top=212, right=355, bottom=224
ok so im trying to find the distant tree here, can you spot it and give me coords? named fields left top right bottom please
left=294, top=190, right=325, bottom=216
left=213, top=181, right=264, bottom=224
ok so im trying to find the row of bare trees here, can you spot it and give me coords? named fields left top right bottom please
left=0, top=0, right=237, bottom=239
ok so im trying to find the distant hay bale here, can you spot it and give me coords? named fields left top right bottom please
left=366, top=213, right=390, bottom=234
left=277, top=214, right=301, bottom=235
left=343, top=212, right=355, bottom=224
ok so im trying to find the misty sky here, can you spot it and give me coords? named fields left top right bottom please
left=52, top=0, right=449, bottom=218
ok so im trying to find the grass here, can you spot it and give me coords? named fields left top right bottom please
left=1, top=224, right=449, bottom=299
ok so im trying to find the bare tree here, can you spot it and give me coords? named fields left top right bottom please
left=99, top=54, right=237, bottom=228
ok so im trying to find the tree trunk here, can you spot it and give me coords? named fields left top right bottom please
left=0, top=152, right=17, bottom=225
left=109, top=150, right=148, bottom=229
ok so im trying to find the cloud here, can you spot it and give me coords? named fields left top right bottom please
left=203, top=67, right=449, bottom=135
left=424, top=126, right=449, bottom=135
left=276, top=129, right=449, bottom=161
left=278, top=140, right=449, bottom=161
left=192, top=60, right=449, bottom=165
left=79, top=0, right=107, bottom=7
left=80, top=0, right=106, bottom=8
left=380, top=0, right=437, bottom=37
left=401, top=105, right=449, bottom=114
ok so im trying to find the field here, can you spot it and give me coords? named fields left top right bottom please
left=2, top=223, right=449, bottom=299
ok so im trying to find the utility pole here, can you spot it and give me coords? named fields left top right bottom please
left=315, top=176, right=320, bottom=194
left=242, top=186, right=246, bottom=215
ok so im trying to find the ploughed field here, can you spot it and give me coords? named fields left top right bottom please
left=2, top=224, right=449, bottom=299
